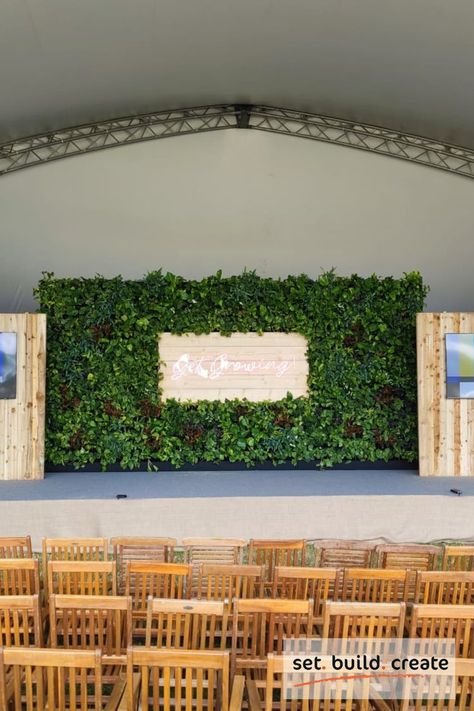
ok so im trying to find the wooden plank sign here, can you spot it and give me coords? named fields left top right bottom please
left=0, top=314, right=46, bottom=480
left=417, top=312, right=474, bottom=476
left=159, top=332, right=309, bottom=402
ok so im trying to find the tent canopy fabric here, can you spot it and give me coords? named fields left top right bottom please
left=1, top=0, right=474, bottom=148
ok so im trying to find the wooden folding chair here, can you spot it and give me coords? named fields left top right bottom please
left=47, top=560, right=117, bottom=596
left=197, top=563, right=265, bottom=601
left=415, top=570, right=474, bottom=605
left=374, top=543, right=441, bottom=571
left=0, top=647, right=125, bottom=711
left=258, top=652, right=372, bottom=711
left=126, top=647, right=244, bottom=711
left=398, top=658, right=474, bottom=710
left=322, top=601, right=406, bottom=639
left=248, top=539, right=306, bottom=594
left=231, top=597, right=313, bottom=687
left=183, top=537, right=246, bottom=594
left=0, top=557, right=41, bottom=595
left=0, top=594, right=42, bottom=646
left=146, top=597, right=231, bottom=650
left=442, top=545, right=474, bottom=571
left=409, top=603, right=474, bottom=658
left=0, top=535, right=32, bottom=558
left=49, top=594, right=132, bottom=661
left=125, top=561, right=192, bottom=636
left=43, top=536, right=109, bottom=563
left=314, top=539, right=376, bottom=568
left=273, top=566, right=340, bottom=626
left=111, top=536, right=176, bottom=593
left=341, top=568, right=409, bottom=603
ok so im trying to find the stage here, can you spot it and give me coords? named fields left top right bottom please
left=0, top=469, right=473, bottom=550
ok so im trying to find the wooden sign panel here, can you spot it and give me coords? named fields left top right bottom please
left=159, top=332, right=309, bottom=402
left=417, top=312, right=474, bottom=476
left=0, top=314, right=46, bottom=480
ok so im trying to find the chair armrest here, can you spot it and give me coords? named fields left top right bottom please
left=230, top=674, right=245, bottom=711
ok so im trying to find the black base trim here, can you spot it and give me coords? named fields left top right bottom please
left=45, top=460, right=418, bottom=473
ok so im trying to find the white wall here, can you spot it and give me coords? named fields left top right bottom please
left=0, top=129, right=472, bottom=312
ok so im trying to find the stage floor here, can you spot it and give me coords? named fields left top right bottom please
left=1, top=469, right=473, bottom=549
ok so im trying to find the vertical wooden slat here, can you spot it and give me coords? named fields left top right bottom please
left=0, top=313, right=46, bottom=480
left=417, top=312, right=474, bottom=476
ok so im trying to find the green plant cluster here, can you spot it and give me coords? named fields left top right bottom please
left=35, top=270, right=427, bottom=470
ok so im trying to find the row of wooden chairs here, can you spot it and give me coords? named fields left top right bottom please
left=4, top=645, right=474, bottom=710
left=3, top=593, right=474, bottom=661
left=4, top=535, right=474, bottom=574
left=3, top=558, right=474, bottom=611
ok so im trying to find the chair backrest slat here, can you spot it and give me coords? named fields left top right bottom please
left=127, top=647, right=231, bottom=711
left=197, top=563, right=264, bottom=600
left=341, top=567, right=409, bottom=603
left=146, top=597, right=230, bottom=650
left=50, top=593, right=132, bottom=659
left=0, top=594, right=42, bottom=646
left=47, top=560, right=116, bottom=596
left=0, top=647, right=103, bottom=711
left=0, top=557, right=40, bottom=595
left=415, top=570, right=474, bottom=605
left=111, top=536, right=176, bottom=593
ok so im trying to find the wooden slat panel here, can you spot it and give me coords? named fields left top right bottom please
left=159, top=332, right=308, bottom=402
left=417, top=312, right=474, bottom=476
left=0, top=314, right=46, bottom=480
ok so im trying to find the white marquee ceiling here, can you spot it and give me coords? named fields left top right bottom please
left=1, top=0, right=474, bottom=148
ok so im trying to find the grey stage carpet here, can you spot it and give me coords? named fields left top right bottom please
left=0, top=468, right=473, bottom=501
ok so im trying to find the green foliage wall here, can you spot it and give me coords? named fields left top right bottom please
left=35, top=270, right=427, bottom=470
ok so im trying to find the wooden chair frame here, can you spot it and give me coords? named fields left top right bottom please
left=374, top=543, right=441, bottom=571
left=197, top=563, right=265, bottom=601
left=248, top=540, right=306, bottom=593
left=0, top=557, right=41, bottom=595
left=47, top=560, right=117, bottom=596
left=322, top=601, right=406, bottom=641
left=111, top=536, right=176, bottom=593
left=49, top=593, right=132, bottom=664
left=0, top=593, right=42, bottom=646
left=415, top=570, right=474, bottom=605
left=442, top=545, right=474, bottom=571
left=145, top=597, right=231, bottom=651
left=313, top=539, right=376, bottom=568
left=273, top=566, right=340, bottom=624
left=0, top=535, right=32, bottom=558
left=126, top=647, right=244, bottom=711
left=409, top=603, right=474, bottom=659
left=340, top=567, right=409, bottom=604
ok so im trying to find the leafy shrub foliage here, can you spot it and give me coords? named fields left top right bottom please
left=35, top=270, right=427, bottom=469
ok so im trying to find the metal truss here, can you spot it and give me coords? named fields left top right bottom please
left=1, top=103, right=474, bottom=179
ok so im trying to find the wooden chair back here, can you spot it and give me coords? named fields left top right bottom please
left=273, top=566, right=340, bottom=622
left=248, top=539, right=306, bottom=591
left=0, top=594, right=42, bottom=646
left=49, top=594, right=132, bottom=662
left=0, top=535, right=32, bottom=558
left=197, top=563, right=264, bottom=600
left=231, top=598, right=313, bottom=675
left=111, top=536, right=176, bottom=593
left=47, top=560, right=116, bottom=596
left=409, top=603, right=474, bottom=658
left=374, top=543, right=441, bottom=571
left=183, top=538, right=246, bottom=593
left=43, top=536, right=108, bottom=562
left=322, top=601, right=406, bottom=640
left=398, top=658, right=474, bottom=711
left=415, top=570, right=474, bottom=605
left=341, top=568, right=409, bottom=603
left=146, top=598, right=230, bottom=650
left=126, top=648, right=233, bottom=711
left=314, top=539, right=376, bottom=568
left=0, top=557, right=41, bottom=595
left=264, top=652, right=372, bottom=711
left=442, top=545, right=474, bottom=571
left=0, top=647, right=104, bottom=711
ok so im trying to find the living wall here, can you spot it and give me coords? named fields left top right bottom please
left=35, top=270, right=427, bottom=470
